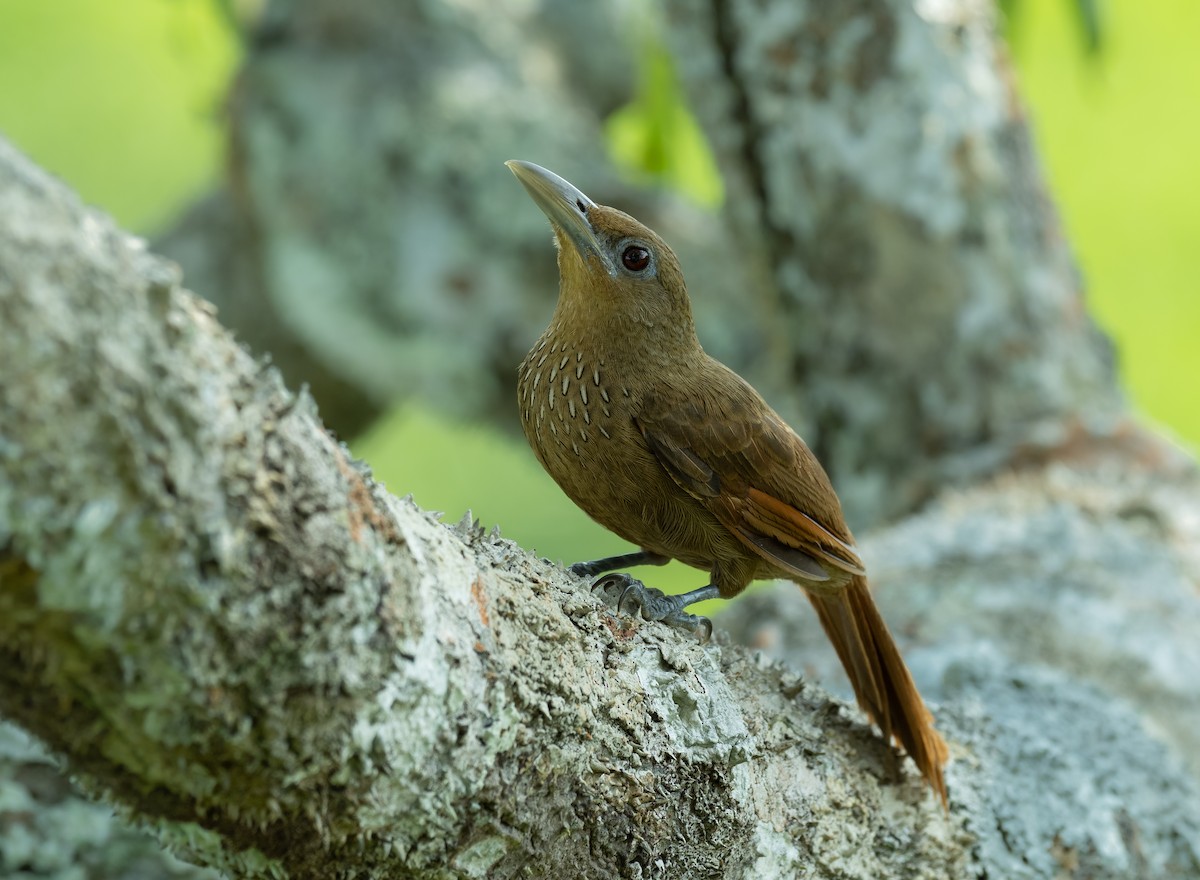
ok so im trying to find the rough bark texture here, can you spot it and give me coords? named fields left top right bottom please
left=719, top=452, right=1200, bottom=783
left=0, top=723, right=218, bottom=879
left=3, top=135, right=1200, bottom=878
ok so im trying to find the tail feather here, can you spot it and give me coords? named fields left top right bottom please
left=805, top=576, right=948, bottom=805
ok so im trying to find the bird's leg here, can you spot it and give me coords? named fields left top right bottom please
left=592, top=574, right=721, bottom=641
left=569, top=550, right=669, bottom=578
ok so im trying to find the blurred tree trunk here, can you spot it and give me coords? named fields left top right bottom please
left=4, top=0, right=1200, bottom=878
left=158, top=0, right=1119, bottom=529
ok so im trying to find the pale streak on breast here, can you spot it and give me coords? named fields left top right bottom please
left=523, top=336, right=621, bottom=463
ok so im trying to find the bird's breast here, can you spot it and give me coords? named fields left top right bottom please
left=518, top=332, right=628, bottom=472
left=517, top=331, right=739, bottom=572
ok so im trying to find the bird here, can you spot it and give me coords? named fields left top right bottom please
left=506, top=159, right=949, bottom=804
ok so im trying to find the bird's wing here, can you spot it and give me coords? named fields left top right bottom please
left=636, top=369, right=865, bottom=582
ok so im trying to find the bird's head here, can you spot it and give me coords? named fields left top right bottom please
left=507, top=160, right=697, bottom=355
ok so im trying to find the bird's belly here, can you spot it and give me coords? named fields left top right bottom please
left=565, top=455, right=730, bottom=571
left=564, top=447, right=727, bottom=571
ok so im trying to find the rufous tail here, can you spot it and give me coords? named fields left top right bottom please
left=805, top=576, right=948, bottom=805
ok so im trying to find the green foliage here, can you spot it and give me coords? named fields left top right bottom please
left=606, top=40, right=723, bottom=207
left=1011, top=0, right=1200, bottom=447
left=1001, top=0, right=1105, bottom=54
left=0, top=0, right=236, bottom=232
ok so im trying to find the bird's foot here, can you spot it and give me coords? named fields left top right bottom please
left=590, top=573, right=719, bottom=641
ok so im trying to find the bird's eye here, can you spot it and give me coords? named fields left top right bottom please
left=621, top=245, right=651, bottom=272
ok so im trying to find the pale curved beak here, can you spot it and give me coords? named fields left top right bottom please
left=506, top=160, right=615, bottom=275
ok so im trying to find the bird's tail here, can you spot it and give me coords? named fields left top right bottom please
left=805, top=576, right=948, bottom=805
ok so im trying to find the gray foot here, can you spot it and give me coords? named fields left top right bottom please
left=591, top=573, right=719, bottom=641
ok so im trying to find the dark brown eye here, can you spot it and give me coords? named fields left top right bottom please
left=621, top=245, right=651, bottom=272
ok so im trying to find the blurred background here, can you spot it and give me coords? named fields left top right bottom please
left=1, top=0, right=1196, bottom=601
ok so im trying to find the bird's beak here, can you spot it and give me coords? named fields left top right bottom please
left=506, top=160, right=615, bottom=276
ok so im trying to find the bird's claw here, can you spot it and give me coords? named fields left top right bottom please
left=589, top=572, right=631, bottom=604
left=591, top=573, right=713, bottom=642
left=661, top=610, right=713, bottom=642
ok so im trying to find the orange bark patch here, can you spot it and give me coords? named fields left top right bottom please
left=334, top=450, right=401, bottom=545
left=470, top=576, right=490, bottom=628
left=602, top=615, right=637, bottom=641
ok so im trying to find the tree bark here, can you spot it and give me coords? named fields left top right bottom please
left=3, top=134, right=1200, bottom=878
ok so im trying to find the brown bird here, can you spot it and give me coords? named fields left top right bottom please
left=507, top=160, right=949, bottom=804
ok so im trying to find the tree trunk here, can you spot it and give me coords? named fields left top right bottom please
left=662, top=0, right=1122, bottom=525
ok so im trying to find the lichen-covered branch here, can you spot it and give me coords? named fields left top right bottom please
left=0, top=134, right=934, bottom=878
left=0, top=723, right=219, bottom=879
left=719, top=451, right=1200, bottom=776
left=4, top=136, right=1200, bottom=878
